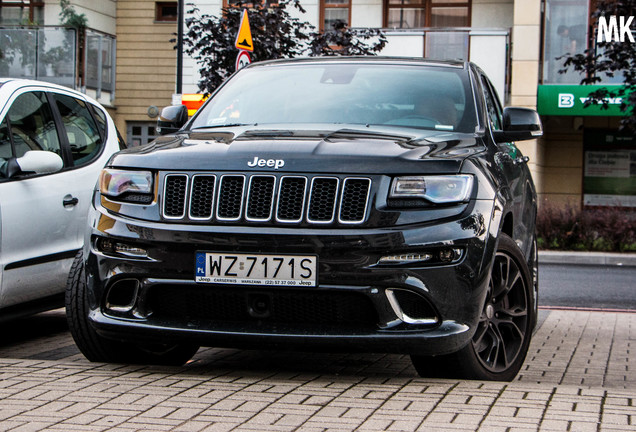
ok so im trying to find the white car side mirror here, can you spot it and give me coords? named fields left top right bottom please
left=16, top=150, right=64, bottom=174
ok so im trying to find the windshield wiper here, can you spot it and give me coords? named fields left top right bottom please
left=190, top=123, right=254, bottom=130
left=241, top=129, right=295, bottom=137
left=325, top=128, right=415, bottom=142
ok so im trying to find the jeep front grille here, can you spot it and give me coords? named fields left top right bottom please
left=246, top=176, right=276, bottom=221
left=276, top=176, right=307, bottom=223
left=216, top=175, right=245, bottom=221
left=189, top=175, right=215, bottom=220
left=307, top=177, right=339, bottom=223
left=340, top=178, right=372, bottom=224
left=163, top=174, right=188, bottom=219
left=162, top=173, right=371, bottom=225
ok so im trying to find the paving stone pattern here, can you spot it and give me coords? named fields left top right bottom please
left=0, top=309, right=634, bottom=431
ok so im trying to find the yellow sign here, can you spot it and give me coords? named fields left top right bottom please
left=234, top=9, right=254, bottom=52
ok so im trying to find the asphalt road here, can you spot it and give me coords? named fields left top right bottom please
left=538, top=263, right=636, bottom=310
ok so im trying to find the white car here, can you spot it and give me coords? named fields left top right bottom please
left=0, top=78, right=123, bottom=321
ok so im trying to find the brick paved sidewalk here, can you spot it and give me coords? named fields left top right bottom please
left=0, top=309, right=634, bottom=431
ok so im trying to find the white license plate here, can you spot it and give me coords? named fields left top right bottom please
left=195, top=252, right=317, bottom=286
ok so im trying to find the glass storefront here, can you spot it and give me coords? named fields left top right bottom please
left=542, top=0, right=589, bottom=84
left=583, top=131, right=636, bottom=208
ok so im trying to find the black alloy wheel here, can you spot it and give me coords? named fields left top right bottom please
left=472, top=245, right=529, bottom=373
left=410, top=233, right=534, bottom=381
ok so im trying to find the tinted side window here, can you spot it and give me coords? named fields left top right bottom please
left=54, top=94, right=103, bottom=166
left=90, top=103, right=108, bottom=138
left=0, top=118, right=12, bottom=177
left=481, top=77, right=503, bottom=131
left=0, top=118, right=11, bottom=160
left=7, top=91, right=62, bottom=158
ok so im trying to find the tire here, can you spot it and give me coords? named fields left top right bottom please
left=65, top=250, right=199, bottom=365
left=530, top=234, right=539, bottom=331
left=411, top=233, right=535, bottom=381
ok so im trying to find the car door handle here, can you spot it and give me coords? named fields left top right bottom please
left=514, top=156, right=529, bottom=165
left=63, top=196, right=79, bottom=207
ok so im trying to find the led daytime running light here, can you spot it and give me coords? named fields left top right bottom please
left=379, top=253, right=433, bottom=264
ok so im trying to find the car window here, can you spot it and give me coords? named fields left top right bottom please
left=0, top=118, right=12, bottom=177
left=481, top=76, right=503, bottom=131
left=116, top=127, right=127, bottom=150
left=6, top=91, right=62, bottom=159
left=54, top=94, right=103, bottom=166
left=190, top=64, right=477, bottom=134
left=0, top=118, right=11, bottom=160
left=90, top=103, right=108, bottom=138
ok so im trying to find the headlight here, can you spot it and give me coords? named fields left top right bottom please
left=390, top=175, right=473, bottom=204
left=99, top=169, right=154, bottom=204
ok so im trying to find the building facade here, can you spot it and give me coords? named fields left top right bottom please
left=114, top=0, right=177, bottom=145
left=0, top=0, right=116, bottom=109
left=2, top=0, right=633, bottom=208
left=536, top=0, right=633, bottom=208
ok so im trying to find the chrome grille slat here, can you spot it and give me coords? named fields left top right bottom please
left=307, top=177, right=339, bottom=224
left=163, top=174, right=188, bottom=219
left=246, top=175, right=276, bottom=221
left=189, top=175, right=216, bottom=220
left=216, top=175, right=246, bottom=221
left=161, top=173, right=371, bottom=225
left=276, top=176, right=307, bottom=223
left=339, top=178, right=371, bottom=224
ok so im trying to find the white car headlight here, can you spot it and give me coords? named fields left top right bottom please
left=390, top=175, right=473, bottom=204
left=99, top=169, right=153, bottom=202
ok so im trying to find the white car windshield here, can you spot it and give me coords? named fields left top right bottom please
left=189, top=63, right=478, bottom=134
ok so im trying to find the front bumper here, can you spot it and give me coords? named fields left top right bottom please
left=85, top=198, right=496, bottom=356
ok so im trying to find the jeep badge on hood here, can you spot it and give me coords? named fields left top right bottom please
left=247, top=157, right=285, bottom=169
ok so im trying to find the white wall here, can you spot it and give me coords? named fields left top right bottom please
left=469, top=31, right=509, bottom=99
left=182, top=1, right=223, bottom=94
left=288, top=0, right=319, bottom=28
left=471, top=0, right=513, bottom=28
left=351, top=0, right=383, bottom=27
left=381, top=32, right=425, bottom=57
left=471, top=0, right=513, bottom=99
left=43, top=0, right=116, bottom=34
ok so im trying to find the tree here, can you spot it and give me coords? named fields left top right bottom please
left=59, top=0, right=87, bottom=29
left=559, top=0, right=636, bottom=132
left=183, top=0, right=313, bottom=95
left=58, top=0, right=88, bottom=85
left=182, top=1, right=386, bottom=95
left=308, top=20, right=386, bottom=57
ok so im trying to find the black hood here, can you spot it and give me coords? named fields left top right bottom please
left=111, top=125, right=486, bottom=174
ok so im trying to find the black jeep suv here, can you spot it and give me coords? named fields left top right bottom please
left=67, top=57, right=542, bottom=381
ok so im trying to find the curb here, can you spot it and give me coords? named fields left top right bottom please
left=539, top=250, right=636, bottom=267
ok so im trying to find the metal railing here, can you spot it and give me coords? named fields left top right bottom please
left=380, top=27, right=510, bottom=102
left=0, top=26, right=76, bottom=88
left=84, top=29, right=116, bottom=99
left=0, top=25, right=116, bottom=102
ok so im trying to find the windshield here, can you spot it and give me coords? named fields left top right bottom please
left=189, top=63, right=478, bottom=134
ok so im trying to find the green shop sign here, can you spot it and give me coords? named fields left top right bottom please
left=537, top=85, right=629, bottom=116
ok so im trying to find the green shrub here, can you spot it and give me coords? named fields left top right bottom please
left=537, top=203, right=636, bottom=252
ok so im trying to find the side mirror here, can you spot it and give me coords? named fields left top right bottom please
left=493, top=107, right=543, bottom=143
left=6, top=151, right=64, bottom=177
left=157, top=105, right=188, bottom=135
